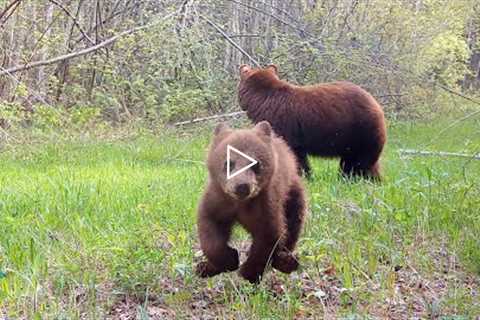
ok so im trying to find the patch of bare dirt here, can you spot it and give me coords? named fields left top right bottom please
left=365, top=242, right=480, bottom=319
left=108, top=239, right=479, bottom=319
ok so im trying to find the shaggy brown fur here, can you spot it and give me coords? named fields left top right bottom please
left=238, top=64, right=387, bottom=179
left=195, top=121, right=307, bottom=283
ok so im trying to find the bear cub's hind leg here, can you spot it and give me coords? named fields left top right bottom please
left=272, top=183, right=305, bottom=274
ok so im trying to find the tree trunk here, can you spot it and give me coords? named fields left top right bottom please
left=37, top=2, right=54, bottom=101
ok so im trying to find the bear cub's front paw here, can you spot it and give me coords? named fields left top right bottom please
left=195, top=248, right=239, bottom=278
left=195, top=261, right=220, bottom=278
left=272, top=251, right=299, bottom=274
left=239, top=264, right=263, bottom=284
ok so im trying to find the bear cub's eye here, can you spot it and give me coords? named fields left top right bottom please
left=252, top=162, right=261, bottom=174
left=224, top=160, right=235, bottom=172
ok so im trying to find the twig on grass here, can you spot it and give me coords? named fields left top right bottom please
left=164, top=158, right=204, bottom=165
left=419, top=109, right=480, bottom=149
left=174, top=111, right=246, bottom=126
left=399, top=149, right=480, bottom=160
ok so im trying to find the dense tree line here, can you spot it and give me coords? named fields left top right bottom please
left=0, top=0, right=479, bottom=127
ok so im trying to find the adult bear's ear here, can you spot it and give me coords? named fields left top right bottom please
left=239, top=64, right=251, bottom=80
left=238, top=64, right=252, bottom=74
left=267, top=64, right=278, bottom=74
left=214, top=122, right=230, bottom=136
left=254, top=121, right=272, bottom=138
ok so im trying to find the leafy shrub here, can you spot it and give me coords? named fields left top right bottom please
left=69, top=105, right=102, bottom=126
left=160, top=87, right=217, bottom=122
left=421, top=32, right=470, bottom=87
left=31, top=105, right=65, bottom=129
left=0, top=102, right=23, bottom=125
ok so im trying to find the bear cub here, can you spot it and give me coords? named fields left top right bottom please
left=195, top=121, right=307, bottom=283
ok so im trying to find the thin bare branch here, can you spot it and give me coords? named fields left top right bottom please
left=48, top=0, right=95, bottom=45
left=0, top=0, right=21, bottom=26
left=420, top=108, right=480, bottom=149
left=0, top=11, right=177, bottom=76
left=199, top=15, right=260, bottom=67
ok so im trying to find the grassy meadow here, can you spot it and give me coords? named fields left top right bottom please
left=0, top=117, right=479, bottom=319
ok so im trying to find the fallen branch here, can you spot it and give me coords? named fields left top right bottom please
left=174, top=111, right=246, bottom=126
left=399, top=149, right=480, bottom=160
left=0, top=11, right=177, bottom=76
left=163, top=158, right=204, bottom=165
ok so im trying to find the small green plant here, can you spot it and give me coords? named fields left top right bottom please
left=31, top=104, right=65, bottom=129
left=160, top=87, right=217, bottom=122
left=69, top=105, right=102, bottom=126
left=0, top=102, right=23, bottom=125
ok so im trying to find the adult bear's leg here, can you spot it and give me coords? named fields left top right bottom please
left=340, top=150, right=382, bottom=181
left=294, top=148, right=311, bottom=178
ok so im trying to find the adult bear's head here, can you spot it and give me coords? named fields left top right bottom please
left=238, top=64, right=286, bottom=113
left=239, top=64, right=279, bottom=82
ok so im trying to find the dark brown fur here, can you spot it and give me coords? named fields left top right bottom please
left=195, top=121, right=307, bottom=283
left=238, top=64, right=387, bottom=179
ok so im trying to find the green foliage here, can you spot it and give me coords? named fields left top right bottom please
left=31, top=105, right=65, bottom=129
left=160, top=87, right=217, bottom=122
left=425, top=33, right=469, bottom=86
left=0, top=102, right=23, bottom=124
left=0, top=104, right=104, bottom=131
left=69, top=105, right=102, bottom=126
left=2, top=0, right=479, bottom=123
left=269, top=0, right=478, bottom=117
left=14, top=83, right=28, bottom=98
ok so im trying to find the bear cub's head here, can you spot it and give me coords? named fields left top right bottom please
left=207, top=121, right=276, bottom=201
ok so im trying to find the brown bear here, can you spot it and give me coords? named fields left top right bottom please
left=238, top=64, right=387, bottom=180
left=195, top=121, right=307, bottom=283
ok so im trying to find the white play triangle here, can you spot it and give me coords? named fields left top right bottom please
left=227, top=145, right=258, bottom=180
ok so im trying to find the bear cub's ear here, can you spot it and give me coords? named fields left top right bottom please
left=254, top=121, right=272, bottom=138
left=214, top=122, right=230, bottom=136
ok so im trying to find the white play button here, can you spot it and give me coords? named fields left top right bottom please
left=227, top=145, right=258, bottom=180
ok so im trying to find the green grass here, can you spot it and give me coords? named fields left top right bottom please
left=1, top=117, right=479, bottom=319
